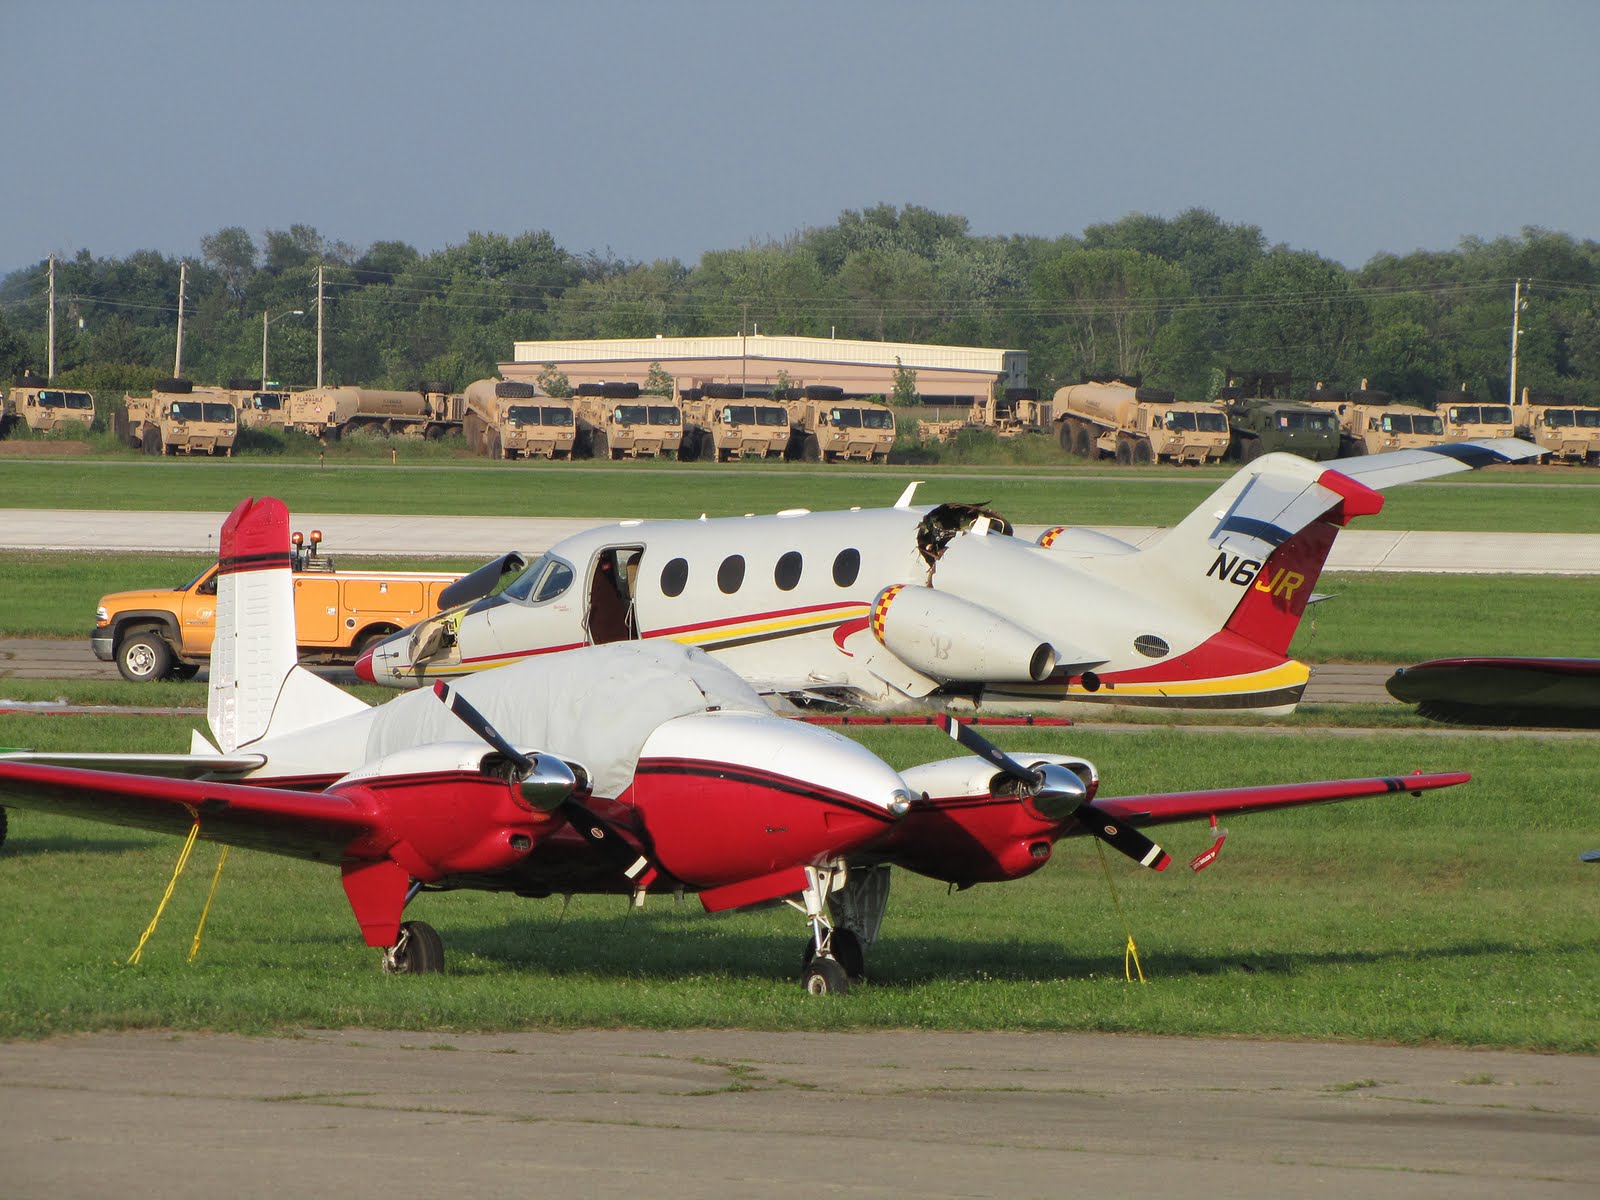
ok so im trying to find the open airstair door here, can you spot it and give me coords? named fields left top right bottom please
left=586, top=545, right=644, bottom=645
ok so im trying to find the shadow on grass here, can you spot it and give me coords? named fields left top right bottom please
left=434, top=911, right=1530, bottom=986
left=3, top=834, right=153, bottom=856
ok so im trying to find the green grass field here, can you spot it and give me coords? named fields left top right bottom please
left=3, top=457, right=1598, bottom=530
left=1, top=714, right=1595, bottom=1047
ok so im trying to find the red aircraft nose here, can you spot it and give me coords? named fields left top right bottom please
left=353, top=645, right=376, bottom=683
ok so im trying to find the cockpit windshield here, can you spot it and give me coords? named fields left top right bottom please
left=502, top=553, right=576, bottom=604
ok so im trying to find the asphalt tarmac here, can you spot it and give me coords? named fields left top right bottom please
left=6, top=508, right=1600, bottom=572
left=1, top=1028, right=1594, bottom=1199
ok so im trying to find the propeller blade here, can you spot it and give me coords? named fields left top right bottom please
left=431, top=681, right=664, bottom=886
left=937, top=714, right=1165, bottom=869
left=936, top=712, right=1039, bottom=786
left=1081, top=804, right=1171, bottom=871
left=437, top=551, right=527, bottom=611
left=433, top=681, right=532, bottom=772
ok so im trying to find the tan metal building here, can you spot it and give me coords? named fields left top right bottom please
left=503, top=335, right=1025, bottom=403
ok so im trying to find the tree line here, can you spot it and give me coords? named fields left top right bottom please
left=2, top=206, right=1598, bottom=408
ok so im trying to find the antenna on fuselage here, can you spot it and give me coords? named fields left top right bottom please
left=894, top=481, right=923, bottom=508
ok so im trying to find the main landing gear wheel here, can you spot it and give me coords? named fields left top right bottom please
left=802, top=928, right=865, bottom=983
left=803, top=956, right=849, bottom=996
left=382, top=920, right=444, bottom=974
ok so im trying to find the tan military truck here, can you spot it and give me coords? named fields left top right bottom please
left=226, top=382, right=292, bottom=430
left=967, top=387, right=1046, bottom=438
left=1436, top=389, right=1515, bottom=444
left=783, top=386, right=896, bottom=462
left=285, top=384, right=464, bottom=440
left=92, top=530, right=462, bottom=681
left=573, top=382, right=683, bottom=459
left=462, top=378, right=577, bottom=459
left=1513, top=389, right=1600, bottom=464
left=679, top=384, right=791, bottom=461
left=2, top=378, right=96, bottom=435
left=1052, top=379, right=1229, bottom=464
left=1304, top=386, right=1445, bottom=456
left=116, top=380, right=238, bottom=456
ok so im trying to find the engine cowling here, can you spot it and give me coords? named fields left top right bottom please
left=870, top=584, right=1057, bottom=683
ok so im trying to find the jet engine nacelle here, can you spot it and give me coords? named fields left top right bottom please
left=870, top=585, right=1057, bottom=683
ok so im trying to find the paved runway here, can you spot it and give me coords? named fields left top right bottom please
left=1, top=1028, right=1594, bottom=1199
left=6, top=508, right=1600, bottom=572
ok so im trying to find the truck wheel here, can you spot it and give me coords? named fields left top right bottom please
left=117, top=632, right=174, bottom=682
left=488, top=430, right=502, bottom=459
left=142, top=429, right=162, bottom=456
left=1056, top=421, right=1074, bottom=452
left=1240, top=438, right=1263, bottom=463
left=591, top=430, right=610, bottom=460
left=1071, top=423, right=1094, bottom=458
left=172, top=662, right=201, bottom=681
left=1340, top=436, right=1366, bottom=457
left=1114, top=438, right=1134, bottom=466
left=801, top=433, right=821, bottom=462
left=1133, top=440, right=1154, bottom=465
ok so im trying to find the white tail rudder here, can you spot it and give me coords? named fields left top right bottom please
left=209, top=497, right=366, bottom=752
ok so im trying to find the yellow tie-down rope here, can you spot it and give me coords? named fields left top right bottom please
left=1094, top=839, right=1148, bottom=984
left=127, top=811, right=230, bottom=965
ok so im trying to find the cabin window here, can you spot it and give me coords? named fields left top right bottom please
left=717, top=554, right=746, bottom=594
left=832, top=548, right=861, bottom=587
left=774, top=551, right=802, bottom=591
left=660, top=557, right=688, bottom=598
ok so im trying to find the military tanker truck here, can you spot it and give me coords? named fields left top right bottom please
left=1052, top=379, right=1229, bottom=464
left=2, top=376, right=96, bottom=436
left=679, top=384, right=791, bottom=461
left=573, top=382, right=683, bottom=459
left=116, top=379, right=237, bottom=456
left=462, top=378, right=577, bottom=460
left=285, top=384, right=463, bottom=440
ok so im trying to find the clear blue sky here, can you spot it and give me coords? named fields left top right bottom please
left=6, top=0, right=1596, bottom=275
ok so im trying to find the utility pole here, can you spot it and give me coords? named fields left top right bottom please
left=173, top=261, right=187, bottom=377
left=1508, top=278, right=1526, bottom=407
left=316, top=264, right=325, bottom=388
left=46, top=255, right=55, bottom=379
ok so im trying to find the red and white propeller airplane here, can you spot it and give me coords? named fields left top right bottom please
left=0, top=498, right=1471, bottom=992
left=356, top=440, right=1539, bottom=715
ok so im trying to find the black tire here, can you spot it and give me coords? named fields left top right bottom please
left=142, top=429, right=162, bottom=456
left=1056, top=421, right=1074, bottom=453
left=383, top=920, right=444, bottom=975
left=801, top=433, right=821, bottom=462
left=600, top=381, right=640, bottom=399
left=353, top=626, right=399, bottom=656
left=488, top=430, right=503, bottom=459
left=1240, top=437, right=1263, bottom=463
left=171, top=662, right=201, bottom=681
left=495, top=380, right=537, bottom=399
left=154, top=377, right=192, bottom=394
left=1072, top=423, right=1094, bottom=458
left=804, top=385, right=844, bottom=400
left=1114, top=438, right=1134, bottom=466
left=117, top=631, right=173, bottom=682
left=1133, top=439, right=1154, bottom=465
left=802, top=929, right=865, bottom=983
left=591, top=430, right=609, bottom=460
left=418, top=381, right=450, bottom=396
left=1340, top=436, right=1367, bottom=457
left=803, top=956, right=849, bottom=996
left=0, top=807, right=8, bottom=852
left=703, top=383, right=744, bottom=400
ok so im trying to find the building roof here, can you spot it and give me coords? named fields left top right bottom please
left=511, top=334, right=1022, bottom=374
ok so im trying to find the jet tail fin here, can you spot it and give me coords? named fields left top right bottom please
left=208, top=497, right=366, bottom=753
